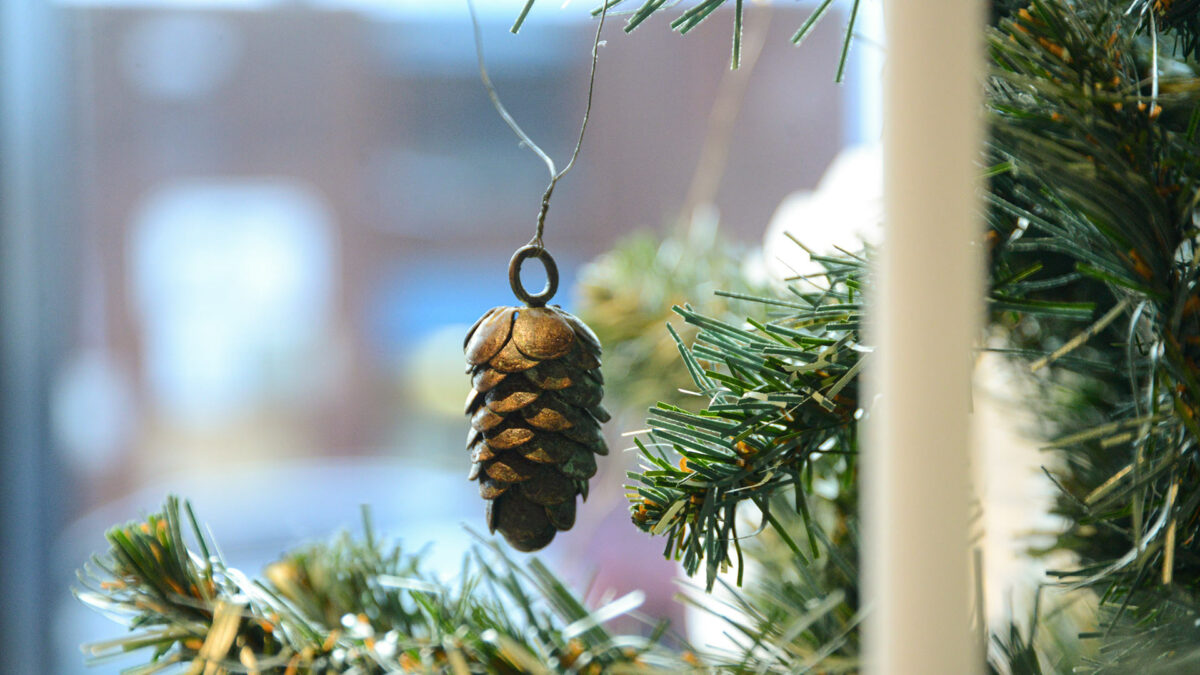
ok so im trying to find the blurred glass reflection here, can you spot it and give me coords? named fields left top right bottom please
left=131, top=180, right=336, bottom=426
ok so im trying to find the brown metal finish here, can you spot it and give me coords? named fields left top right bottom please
left=464, top=298, right=606, bottom=552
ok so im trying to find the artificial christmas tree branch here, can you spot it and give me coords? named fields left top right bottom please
left=624, top=250, right=864, bottom=593
left=980, top=2, right=1200, bottom=670
left=987, top=0, right=1200, bottom=605
left=76, top=497, right=699, bottom=674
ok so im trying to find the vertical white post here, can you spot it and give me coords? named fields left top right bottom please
left=865, top=0, right=983, bottom=673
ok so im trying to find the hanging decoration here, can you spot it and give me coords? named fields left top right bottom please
left=461, top=0, right=610, bottom=552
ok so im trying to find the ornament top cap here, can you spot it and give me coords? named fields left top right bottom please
left=508, top=245, right=559, bottom=307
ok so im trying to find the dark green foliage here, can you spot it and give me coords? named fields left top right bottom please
left=985, top=0, right=1200, bottom=670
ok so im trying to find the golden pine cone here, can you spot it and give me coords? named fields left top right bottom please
left=464, top=305, right=609, bottom=552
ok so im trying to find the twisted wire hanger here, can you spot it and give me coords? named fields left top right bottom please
left=466, top=0, right=610, bottom=250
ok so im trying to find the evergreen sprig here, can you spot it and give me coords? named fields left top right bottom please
left=75, top=497, right=699, bottom=674
left=625, top=249, right=864, bottom=593
left=619, top=248, right=870, bottom=669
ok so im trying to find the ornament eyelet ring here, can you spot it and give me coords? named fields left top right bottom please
left=508, top=245, right=559, bottom=307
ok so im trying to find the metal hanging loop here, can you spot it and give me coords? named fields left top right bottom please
left=508, top=245, right=559, bottom=307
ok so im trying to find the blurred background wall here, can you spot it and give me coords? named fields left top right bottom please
left=0, top=1, right=857, bottom=672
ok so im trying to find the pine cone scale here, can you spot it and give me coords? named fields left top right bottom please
left=485, top=386, right=539, bottom=414
left=470, top=407, right=505, bottom=432
left=478, top=476, right=509, bottom=499
left=493, top=494, right=556, bottom=552
left=469, top=443, right=495, bottom=463
left=511, top=308, right=576, bottom=359
left=589, top=402, right=612, bottom=424
left=562, top=313, right=602, bottom=352
left=485, top=454, right=538, bottom=482
left=464, top=388, right=485, bottom=416
left=522, top=406, right=574, bottom=432
left=555, top=382, right=603, bottom=408
left=484, top=427, right=534, bottom=450
left=560, top=449, right=597, bottom=480
left=489, top=341, right=541, bottom=373
left=545, top=499, right=576, bottom=530
left=519, top=467, right=574, bottom=505
left=517, top=434, right=586, bottom=464
left=465, top=308, right=515, bottom=364
left=523, top=361, right=575, bottom=389
left=472, top=368, right=507, bottom=393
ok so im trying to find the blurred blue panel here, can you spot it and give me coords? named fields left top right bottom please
left=129, top=179, right=336, bottom=425
left=1, top=0, right=76, bottom=672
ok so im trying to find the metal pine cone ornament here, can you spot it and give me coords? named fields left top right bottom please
left=463, top=246, right=609, bottom=552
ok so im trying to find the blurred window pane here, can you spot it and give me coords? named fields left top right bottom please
left=130, top=180, right=335, bottom=425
